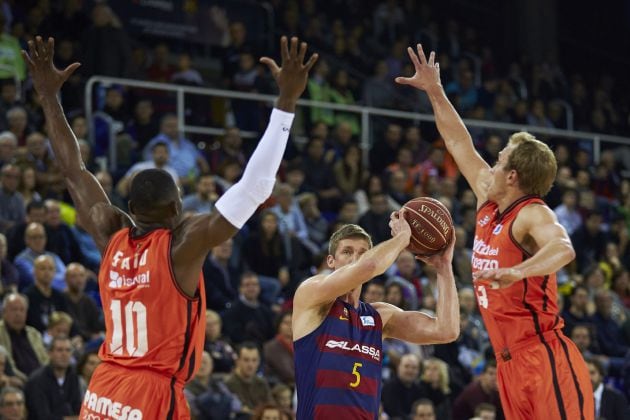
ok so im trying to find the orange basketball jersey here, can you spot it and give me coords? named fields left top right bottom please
left=472, top=196, right=564, bottom=356
left=98, top=227, right=205, bottom=383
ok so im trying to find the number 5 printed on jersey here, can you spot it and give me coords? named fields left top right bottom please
left=110, top=299, right=148, bottom=357
left=349, top=362, right=362, bottom=388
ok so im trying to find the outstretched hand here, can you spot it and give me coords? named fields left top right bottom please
left=395, top=44, right=441, bottom=92
left=260, top=36, right=318, bottom=105
left=21, top=36, right=80, bottom=98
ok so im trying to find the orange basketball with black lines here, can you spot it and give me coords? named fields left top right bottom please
left=403, top=197, right=454, bottom=256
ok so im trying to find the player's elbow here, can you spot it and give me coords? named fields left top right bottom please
left=560, top=239, right=576, bottom=264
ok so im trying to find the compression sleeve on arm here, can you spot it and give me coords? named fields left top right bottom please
left=215, top=108, right=294, bottom=228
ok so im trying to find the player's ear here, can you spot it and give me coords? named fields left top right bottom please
left=326, top=254, right=335, bottom=269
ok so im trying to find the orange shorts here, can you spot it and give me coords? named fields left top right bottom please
left=496, top=330, right=594, bottom=420
left=79, top=362, right=190, bottom=420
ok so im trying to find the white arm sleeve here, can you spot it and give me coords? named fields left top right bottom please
left=215, top=108, right=294, bottom=228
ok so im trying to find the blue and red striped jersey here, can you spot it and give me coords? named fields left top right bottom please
left=294, top=298, right=383, bottom=420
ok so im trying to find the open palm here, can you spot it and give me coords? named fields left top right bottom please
left=395, top=44, right=442, bottom=92
left=21, top=36, right=80, bottom=98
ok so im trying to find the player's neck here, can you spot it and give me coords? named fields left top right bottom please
left=495, top=189, right=528, bottom=213
left=340, top=289, right=361, bottom=308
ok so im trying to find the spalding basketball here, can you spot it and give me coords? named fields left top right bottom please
left=403, top=197, right=454, bottom=256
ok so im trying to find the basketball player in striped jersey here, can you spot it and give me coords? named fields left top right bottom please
left=23, top=35, right=317, bottom=419
left=292, top=218, right=460, bottom=420
left=397, top=45, right=593, bottom=419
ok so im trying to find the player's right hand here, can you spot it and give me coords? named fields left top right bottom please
left=389, top=208, right=412, bottom=243
left=260, top=36, right=318, bottom=104
left=395, top=44, right=442, bottom=92
left=416, top=233, right=456, bottom=271
left=21, top=36, right=80, bottom=98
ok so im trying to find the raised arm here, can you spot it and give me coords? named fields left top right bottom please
left=294, top=210, right=411, bottom=309
left=396, top=44, right=491, bottom=201
left=374, top=237, right=460, bottom=344
left=170, top=36, right=318, bottom=296
left=22, top=37, right=131, bottom=250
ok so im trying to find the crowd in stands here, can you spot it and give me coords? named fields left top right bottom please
left=0, top=0, right=629, bottom=419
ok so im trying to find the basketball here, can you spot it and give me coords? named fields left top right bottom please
left=403, top=197, right=454, bottom=256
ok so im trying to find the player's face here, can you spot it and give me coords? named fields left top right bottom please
left=487, top=145, right=514, bottom=201
left=329, top=238, right=370, bottom=270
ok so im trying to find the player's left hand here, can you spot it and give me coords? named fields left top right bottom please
left=473, top=267, right=524, bottom=287
left=389, top=208, right=411, bottom=243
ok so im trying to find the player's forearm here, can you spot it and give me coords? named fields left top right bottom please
left=432, top=265, right=460, bottom=342
left=515, top=238, right=575, bottom=278
left=361, top=232, right=411, bottom=278
left=39, top=95, right=84, bottom=175
left=275, top=93, right=297, bottom=113
left=425, top=86, right=474, bottom=150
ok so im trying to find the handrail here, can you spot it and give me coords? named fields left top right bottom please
left=85, top=76, right=630, bottom=170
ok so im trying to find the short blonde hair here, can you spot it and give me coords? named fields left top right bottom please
left=506, top=132, right=557, bottom=196
left=328, top=224, right=372, bottom=256
left=49, top=311, right=73, bottom=328
left=422, top=357, right=450, bottom=394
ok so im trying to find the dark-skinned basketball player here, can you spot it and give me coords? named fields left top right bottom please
left=23, top=35, right=317, bottom=419
left=292, top=216, right=460, bottom=419
left=397, top=44, right=593, bottom=420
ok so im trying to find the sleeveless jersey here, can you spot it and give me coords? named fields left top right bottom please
left=294, top=298, right=383, bottom=420
left=98, top=228, right=205, bottom=384
left=472, top=196, right=564, bottom=357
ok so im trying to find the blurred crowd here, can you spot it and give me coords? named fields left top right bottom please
left=0, top=0, right=629, bottom=419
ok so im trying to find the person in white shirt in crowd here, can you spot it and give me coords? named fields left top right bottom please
left=116, top=140, right=179, bottom=198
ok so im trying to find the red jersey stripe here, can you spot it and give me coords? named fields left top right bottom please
left=316, top=369, right=378, bottom=396
left=314, top=404, right=373, bottom=420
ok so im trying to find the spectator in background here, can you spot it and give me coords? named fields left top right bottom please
left=146, top=43, right=175, bottom=83
left=142, top=114, right=209, bottom=186
left=53, top=39, right=83, bottom=111
left=382, top=353, right=424, bottom=419
left=24, top=336, right=81, bottom=420
left=306, top=59, right=334, bottom=127
left=263, top=311, right=294, bottom=386
left=202, top=239, right=239, bottom=312
left=14, top=222, right=65, bottom=291
left=0, top=293, right=48, bottom=381
left=585, top=357, right=630, bottom=420
left=102, top=85, right=129, bottom=124
left=225, top=342, right=273, bottom=416
left=452, top=227, right=473, bottom=286
left=70, top=218, right=101, bottom=271
left=473, top=403, right=498, bottom=420
left=126, top=99, right=159, bottom=150
left=116, top=141, right=179, bottom=198
left=362, top=281, right=385, bottom=304
left=297, top=192, right=328, bottom=249
left=5, top=199, right=46, bottom=261
left=171, top=53, right=203, bottom=86
left=270, top=183, right=317, bottom=255
left=370, top=123, right=403, bottom=174
left=19, top=132, right=64, bottom=198
left=561, top=284, right=592, bottom=337
left=5, top=106, right=29, bottom=146
left=94, top=170, right=126, bottom=210
left=17, top=166, right=40, bottom=206
left=0, top=131, right=17, bottom=167
left=222, top=272, right=275, bottom=344
left=43, top=199, right=83, bottom=266
left=271, top=383, right=293, bottom=413
left=419, top=358, right=453, bottom=420
left=207, top=126, right=246, bottom=173
left=0, top=386, right=26, bottom=420
left=592, top=289, right=629, bottom=358
left=77, top=351, right=100, bottom=397
left=334, top=144, right=365, bottom=196
left=0, top=164, right=24, bottom=233
left=452, top=360, right=502, bottom=420
left=24, top=255, right=68, bottom=333
left=362, top=60, right=395, bottom=109
left=63, top=263, right=102, bottom=341
left=301, top=137, right=341, bottom=213
left=359, top=192, right=392, bottom=245
left=182, top=174, right=217, bottom=214
left=0, top=233, right=18, bottom=292
left=410, top=398, right=436, bottom=420
left=330, top=69, right=360, bottom=134
left=204, top=310, right=237, bottom=374
left=571, top=210, right=609, bottom=273
left=41, top=310, right=74, bottom=348
left=232, top=51, right=267, bottom=132
left=0, top=11, right=25, bottom=82
left=81, top=2, right=131, bottom=78
left=553, top=189, right=582, bottom=236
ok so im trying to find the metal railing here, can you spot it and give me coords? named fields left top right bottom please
left=85, top=76, right=630, bottom=171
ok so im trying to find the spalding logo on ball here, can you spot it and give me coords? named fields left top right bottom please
left=403, top=197, right=454, bottom=256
